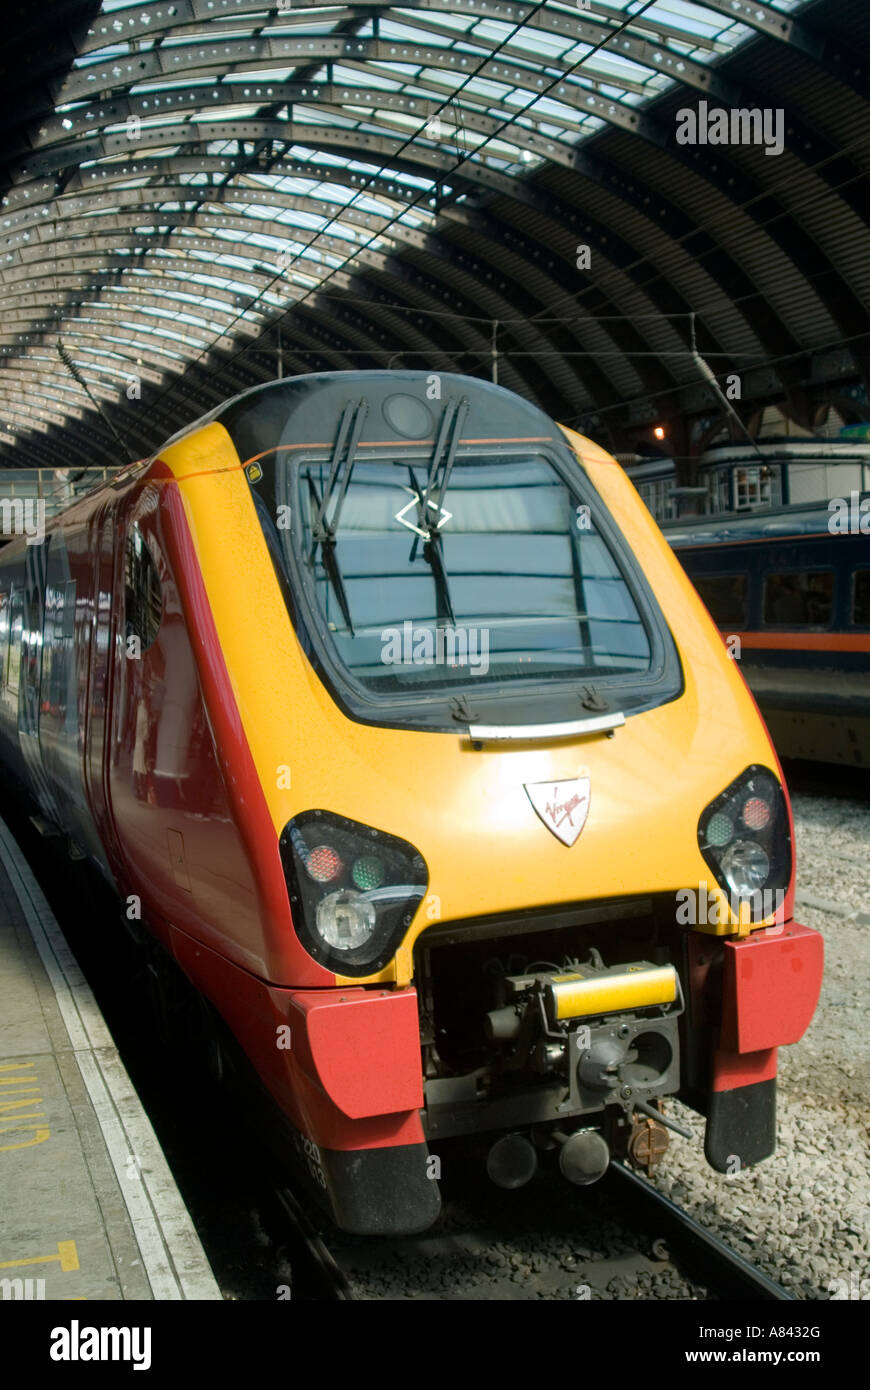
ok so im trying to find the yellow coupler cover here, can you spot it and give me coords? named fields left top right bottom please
left=547, top=964, right=677, bottom=1020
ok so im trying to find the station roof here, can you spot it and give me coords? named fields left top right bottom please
left=0, top=0, right=868, bottom=470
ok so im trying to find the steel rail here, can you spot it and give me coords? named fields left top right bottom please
left=605, top=1160, right=795, bottom=1302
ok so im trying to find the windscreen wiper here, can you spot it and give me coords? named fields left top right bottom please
left=312, top=398, right=368, bottom=542
left=406, top=396, right=469, bottom=626
left=305, top=472, right=354, bottom=635
left=407, top=466, right=456, bottom=627
left=307, top=398, right=368, bottom=635
left=419, top=395, right=469, bottom=532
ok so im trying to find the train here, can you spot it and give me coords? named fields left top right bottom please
left=0, top=371, right=823, bottom=1235
left=667, top=502, right=870, bottom=767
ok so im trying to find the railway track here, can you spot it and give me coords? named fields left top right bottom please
left=265, top=1160, right=794, bottom=1302
left=604, top=1162, right=794, bottom=1302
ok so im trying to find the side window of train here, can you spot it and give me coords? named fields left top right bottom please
left=692, top=575, right=747, bottom=628
left=124, top=524, right=163, bottom=653
left=6, top=585, right=23, bottom=694
left=762, top=570, right=833, bottom=628
left=853, top=570, right=870, bottom=627
left=42, top=534, right=77, bottom=730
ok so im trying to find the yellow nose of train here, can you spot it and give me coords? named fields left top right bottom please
left=152, top=369, right=821, bottom=1236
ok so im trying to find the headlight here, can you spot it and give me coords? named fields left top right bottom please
left=720, top=840, right=770, bottom=896
left=316, top=890, right=377, bottom=950
left=697, top=766, right=790, bottom=924
left=280, top=811, right=428, bottom=974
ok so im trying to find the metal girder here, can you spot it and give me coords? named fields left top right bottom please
left=0, top=341, right=155, bottom=379
left=0, top=136, right=830, bottom=436
left=0, top=270, right=277, bottom=325
left=701, top=0, right=870, bottom=98
left=1, top=161, right=436, bottom=229
left=8, top=18, right=741, bottom=171
left=0, top=432, right=81, bottom=471
left=5, top=302, right=218, bottom=351
left=18, top=80, right=622, bottom=166
left=0, top=261, right=277, bottom=316
left=79, top=0, right=719, bottom=61
left=0, top=317, right=209, bottom=363
left=70, top=0, right=745, bottom=114
left=321, top=246, right=539, bottom=400
left=0, top=162, right=781, bottom=420
left=4, top=127, right=517, bottom=212
left=54, top=34, right=579, bottom=110
left=38, top=25, right=675, bottom=161
left=0, top=128, right=811, bottom=386
left=477, top=170, right=788, bottom=366
left=0, top=362, right=105, bottom=403
left=5, top=337, right=176, bottom=386
left=10, top=114, right=546, bottom=190
left=0, top=393, right=77, bottom=429
left=0, top=380, right=119, bottom=430
left=22, top=324, right=187, bottom=373
left=0, top=276, right=248, bottom=323
left=0, top=404, right=100, bottom=465
left=0, top=361, right=106, bottom=406
left=0, top=161, right=430, bottom=234
left=11, top=109, right=566, bottom=188
left=2, top=196, right=399, bottom=261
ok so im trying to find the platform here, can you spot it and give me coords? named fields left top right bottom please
left=0, top=815, right=222, bottom=1301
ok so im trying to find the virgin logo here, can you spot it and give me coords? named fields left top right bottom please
left=524, top=779, right=591, bottom=846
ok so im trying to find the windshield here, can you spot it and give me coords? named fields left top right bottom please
left=284, top=452, right=651, bottom=694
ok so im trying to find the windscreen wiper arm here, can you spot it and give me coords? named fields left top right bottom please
left=419, top=395, right=469, bottom=529
left=408, top=466, right=456, bottom=627
left=312, top=398, right=368, bottom=542
left=306, top=400, right=368, bottom=637
left=306, top=471, right=355, bottom=635
left=405, top=397, right=468, bottom=626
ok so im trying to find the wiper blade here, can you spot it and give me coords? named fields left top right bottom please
left=408, top=466, right=456, bottom=627
left=405, top=397, right=468, bottom=626
left=313, top=398, right=368, bottom=541
left=417, top=395, right=469, bottom=537
left=306, top=471, right=355, bottom=635
left=320, top=538, right=355, bottom=636
left=306, top=401, right=368, bottom=637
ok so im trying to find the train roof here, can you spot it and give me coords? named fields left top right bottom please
left=662, top=495, right=869, bottom=546
left=159, top=371, right=569, bottom=465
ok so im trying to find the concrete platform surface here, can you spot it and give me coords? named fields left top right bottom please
left=0, top=816, right=222, bottom=1301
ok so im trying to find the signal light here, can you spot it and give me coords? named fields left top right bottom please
left=705, top=812, right=733, bottom=848
left=697, top=766, right=791, bottom=925
left=742, top=797, right=771, bottom=831
left=352, top=855, right=385, bottom=890
left=307, top=844, right=343, bottom=883
left=279, top=811, right=428, bottom=974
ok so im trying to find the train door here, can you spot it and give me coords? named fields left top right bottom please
left=83, top=501, right=123, bottom=879
left=19, top=538, right=61, bottom=824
